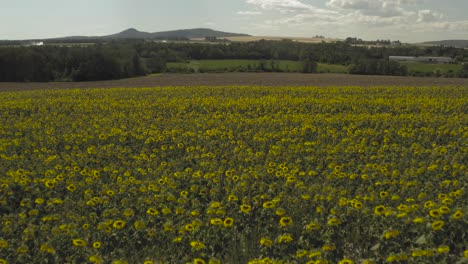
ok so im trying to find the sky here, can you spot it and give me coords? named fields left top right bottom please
left=1, top=0, right=467, bottom=42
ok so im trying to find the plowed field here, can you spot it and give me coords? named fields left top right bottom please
left=1, top=73, right=467, bottom=91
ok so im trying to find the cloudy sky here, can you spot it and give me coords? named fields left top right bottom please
left=1, top=0, right=467, bottom=42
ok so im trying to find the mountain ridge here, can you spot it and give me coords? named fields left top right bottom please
left=43, top=28, right=250, bottom=41
left=420, top=40, right=468, bottom=48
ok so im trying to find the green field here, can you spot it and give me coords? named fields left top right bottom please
left=167, top=60, right=348, bottom=73
left=400, top=62, right=462, bottom=76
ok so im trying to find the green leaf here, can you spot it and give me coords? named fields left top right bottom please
left=415, top=235, right=426, bottom=245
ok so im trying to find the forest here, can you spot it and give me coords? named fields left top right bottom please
left=1, top=40, right=467, bottom=82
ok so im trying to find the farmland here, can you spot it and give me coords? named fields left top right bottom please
left=399, top=62, right=462, bottom=77
left=166, top=60, right=349, bottom=74
left=0, top=84, right=467, bottom=264
left=1, top=73, right=468, bottom=92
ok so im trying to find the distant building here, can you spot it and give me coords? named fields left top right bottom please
left=205, top=36, right=218, bottom=42
left=389, top=56, right=454, bottom=64
left=32, top=41, right=44, bottom=46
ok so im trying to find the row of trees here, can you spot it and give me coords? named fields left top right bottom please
left=0, top=44, right=146, bottom=82
left=1, top=40, right=467, bottom=81
left=136, top=40, right=468, bottom=64
left=349, top=60, right=408, bottom=76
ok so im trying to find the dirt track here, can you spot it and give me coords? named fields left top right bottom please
left=0, top=73, right=467, bottom=91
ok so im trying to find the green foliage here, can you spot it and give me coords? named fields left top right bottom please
left=2, top=39, right=468, bottom=81
left=301, top=60, right=317, bottom=73
left=0, top=44, right=148, bottom=82
left=458, top=63, right=468, bottom=78
left=349, top=59, right=408, bottom=76
left=400, top=62, right=462, bottom=77
left=165, top=60, right=343, bottom=73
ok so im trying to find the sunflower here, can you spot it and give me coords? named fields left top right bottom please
left=44, top=180, right=55, bottom=189
left=240, top=204, right=252, bottom=213
left=93, top=242, right=101, bottom=249
left=437, top=246, right=450, bottom=253
left=327, top=218, right=342, bottom=226
left=322, top=244, right=336, bottom=251
left=279, top=216, right=293, bottom=227
left=429, top=210, right=440, bottom=218
left=262, top=201, right=275, bottom=209
left=453, top=209, right=463, bottom=219
left=424, top=201, right=435, bottom=208
left=384, top=230, right=399, bottom=239
left=193, top=259, right=206, bottom=264
left=374, top=205, right=386, bottom=215
left=227, top=195, right=238, bottom=202
left=438, top=206, right=450, bottom=214
left=161, top=208, right=172, bottom=215
left=123, top=209, right=135, bottom=217
left=277, top=234, right=293, bottom=243
left=190, top=241, right=205, bottom=250
left=35, top=198, right=45, bottom=204
left=113, top=220, right=126, bottom=229
left=338, top=259, right=354, bottom=264
left=259, top=238, right=273, bottom=247
left=431, top=220, right=445, bottom=231
left=134, top=221, right=146, bottom=230
left=442, top=198, right=453, bottom=205
left=437, top=193, right=447, bottom=200
left=223, top=217, right=234, bottom=227
left=146, top=208, right=159, bottom=215
left=89, top=255, right=104, bottom=264
left=276, top=208, right=286, bottom=215
left=184, top=224, right=194, bottom=231
left=296, top=249, right=308, bottom=258
left=353, top=201, right=363, bottom=209
left=72, top=239, right=87, bottom=247
left=0, top=240, right=8, bottom=248
left=66, top=184, right=77, bottom=192
left=210, top=218, right=223, bottom=225
left=308, top=250, right=321, bottom=258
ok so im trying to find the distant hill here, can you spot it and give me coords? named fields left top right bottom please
left=44, top=28, right=250, bottom=42
left=151, top=28, right=250, bottom=39
left=103, top=28, right=154, bottom=39
left=420, top=40, right=468, bottom=48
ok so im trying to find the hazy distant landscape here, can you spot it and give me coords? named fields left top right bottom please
left=2, top=27, right=468, bottom=47
left=1, top=27, right=468, bottom=83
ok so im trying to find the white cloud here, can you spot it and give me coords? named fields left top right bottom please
left=245, top=0, right=337, bottom=15
left=246, top=0, right=315, bottom=11
left=237, top=11, right=262, bottom=15
left=411, top=19, right=468, bottom=32
left=242, top=0, right=468, bottom=42
left=326, top=0, right=413, bottom=17
left=417, top=9, right=442, bottom=23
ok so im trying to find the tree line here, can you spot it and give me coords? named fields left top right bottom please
left=1, top=40, right=467, bottom=82
left=0, top=43, right=146, bottom=82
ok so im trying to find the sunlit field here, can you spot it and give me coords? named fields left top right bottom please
left=0, top=86, right=467, bottom=264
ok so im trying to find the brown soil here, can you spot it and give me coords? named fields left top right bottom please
left=0, top=73, right=467, bottom=91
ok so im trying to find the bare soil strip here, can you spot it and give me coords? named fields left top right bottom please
left=0, top=73, right=467, bottom=91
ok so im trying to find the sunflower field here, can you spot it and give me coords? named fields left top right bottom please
left=0, top=86, right=467, bottom=264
